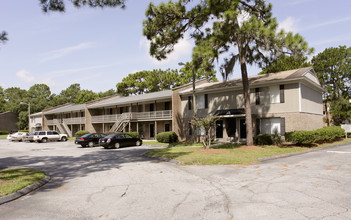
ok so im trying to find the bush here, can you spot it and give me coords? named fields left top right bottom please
left=285, top=126, right=345, bottom=145
left=19, top=130, right=28, bottom=133
left=254, top=134, right=273, bottom=145
left=75, top=130, right=90, bottom=137
left=0, top=130, right=8, bottom=135
left=126, top=132, right=139, bottom=138
left=156, top=131, right=178, bottom=143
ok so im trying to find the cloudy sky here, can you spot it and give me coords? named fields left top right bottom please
left=1, top=0, right=350, bottom=94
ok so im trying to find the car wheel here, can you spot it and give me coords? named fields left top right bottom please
left=88, top=141, right=94, bottom=148
left=114, top=143, right=120, bottom=149
left=136, top=140, right=141, bottom=146
left=80, top=144, right=86, bottom=148
left=61, top=137, right=67, bottom=142
left=41, top=138, right=48, bottom=143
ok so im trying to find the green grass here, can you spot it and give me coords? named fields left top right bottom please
left=0, top=134, right=7, bottom=139
left=68, top=137, right=76, bottom=141
left=143, top=140, right=204, bottom=147
left=146, top=143, right=310, bottom=165
left=0, top=168, right=46, bottom=197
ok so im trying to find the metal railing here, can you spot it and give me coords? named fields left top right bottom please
left=47, top=117, right=85, bottom=125
left=92, top=110, right=172, bottom=123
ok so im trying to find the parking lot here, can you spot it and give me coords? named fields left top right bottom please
left=0, top=140, right=350, bottom=219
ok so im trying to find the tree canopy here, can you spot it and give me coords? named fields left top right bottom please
left=259, top=55, right=311, bottom=74
left=143, top=0, right=313, bottom=145
left=312, top=46, right=351, bottom=125
left=116, top=66, right=217, bottom=96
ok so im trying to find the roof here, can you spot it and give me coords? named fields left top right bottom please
left=88, top=90, right=172, bottom=109
left=179, top=67, right=324, bottom=94
left=43, top=104, right=85, bottom=115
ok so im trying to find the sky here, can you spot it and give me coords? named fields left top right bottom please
left=0, top=0, right=351, bottom=94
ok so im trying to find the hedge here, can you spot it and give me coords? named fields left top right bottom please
left=254, top=134, right=273, bottom=145
left=75, top=130, right=90, bottom=137
left=156, top=131, right=178, bottom=143
left=126, top=132, right=139, bottom=138
left=0, top=131, right=8, bottom=135
left=285, top=126, right=345, bottom=145
left=19, top=130, right=29, bottom=133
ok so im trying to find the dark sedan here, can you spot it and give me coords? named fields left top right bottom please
left=75, top=133, right=107, bottom=147
left=99, top=133, right=142, bottom=149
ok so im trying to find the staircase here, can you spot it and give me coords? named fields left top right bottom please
left=109, top=113, right=131, bottom=132
left=53, top=119, right=72, bottom=137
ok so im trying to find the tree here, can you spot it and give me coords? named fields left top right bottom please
left=4, top=87, right=28, bottom=115
left=0, top=31, right=7, bottom=45
left=192, top=114, right=218, bottom=149
left=178, top=61, right=217, bottom=85
left=97, top=89, right=116, bottom=99
left=59, top=83, right=81, bottom=103
left=312, top=46, right=351, bottom=125
left=27, top=84, right=52, bottom=113
left=0, top=86, right=5, bottom=112
left=39, top=0, right=126, bottom=12
left=259, top=55, right=310, bottom=74
left=74, top=90, right=99, bottom=104
left=143, top=0, right=312, bottom=145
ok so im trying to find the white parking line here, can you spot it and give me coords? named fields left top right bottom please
left=327, top=151, right=351, bottom=154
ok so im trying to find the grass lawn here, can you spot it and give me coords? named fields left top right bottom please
left=143, top=140, right=204, bottom=147
left=0, top=134, right=7, bottom=139
left=145, top=139, right=351, bottom=165
left=0, top=168, right=46, bottom=197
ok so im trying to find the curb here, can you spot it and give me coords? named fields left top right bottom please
left=258, top=141, right=351, bottom=162
left=0, top=175, right=51, bottom=205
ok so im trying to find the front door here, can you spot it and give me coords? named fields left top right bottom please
left=150, top=124, right=155, bottom=138
left=216, top=120, right=223, bottom=139
left=240, top=119, right=246, bottom=139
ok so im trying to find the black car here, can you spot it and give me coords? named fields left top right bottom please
left=75, top=133, right=107, bottom=147
left=99, top=133, right=142, bottom=149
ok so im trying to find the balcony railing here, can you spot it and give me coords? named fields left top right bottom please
left=47, top=117, right=85, bottom=125
left=91, top=110, right=172, bottom=123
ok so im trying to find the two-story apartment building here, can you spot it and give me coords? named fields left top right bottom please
left=32, top=67, right=324, bottom=143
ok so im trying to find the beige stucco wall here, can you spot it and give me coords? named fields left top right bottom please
left=300, top=83, right=323, bottom=115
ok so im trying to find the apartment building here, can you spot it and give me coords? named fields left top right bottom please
left=34, top=67, right=324, bottom=143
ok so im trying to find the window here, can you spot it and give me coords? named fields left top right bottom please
left=196, top=94, right=205, bottom=109
left=149, top=103, right=154, bottom=112
left=205, top=94, right=208, bottom=109
left=255, top=88, right=260, bottom=105
left=280, top=85, right=285, bottom=103
left=270, top=85, right=280, bottom=104
left=188, top=96, right=192, bottom=110
left=125, top=134, right=132, bottom=138
left=261, top=118, right=284, bottom=135
left=109, top=108, right=113, bottom=115
left=53, top=131, right=58, bottom=135
left=119, top=107, right=124, bottom=114
left=47, top=131, right=53, bottom=135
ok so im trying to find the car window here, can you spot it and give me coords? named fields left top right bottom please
left=91, top=134, right=98, bottom=138
left=53, top=131, right=59, bottom=135
left=124, top=134, right=132, bottom=138
left=82, top=134, right=90, bottom=138
left=47, top=131, right=53, bottom=135
left=100, top=134, right=107, bottom=138
left=105, top=134, right=116, bottom=139
left=34, top=132, right=39, bottom=135
left=116, top=134, right=124, bottom=139
left=39, top=132, right=45, bottom=135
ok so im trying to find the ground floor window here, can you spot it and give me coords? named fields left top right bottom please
left=165, top=123, right=170, bottom=132
left=261, top=118, right=283, bottom=135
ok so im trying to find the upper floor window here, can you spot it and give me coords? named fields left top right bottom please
left=165, top=102, right=170, bottom=110
left=196, top=94, right=209, bottom=110
left=149, top=103, right=154, bottom=111
left=188, top=96, right=193, bottom=110
left=258, top=85, right=285, bottom=104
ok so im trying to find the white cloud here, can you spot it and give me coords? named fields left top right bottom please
left=139, top=36, right=193, bottom=66
left=16, top=69, right=35, bottom=83
left=278, top=17, right=299, bottom=33
left=40, top=42, right=95, bottom=63
left=302, top=16, right=351, bottom=31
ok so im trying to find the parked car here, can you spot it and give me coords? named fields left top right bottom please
left=75, top=133, right=107, bottom=147
left=7, top=130, right=19, bottom=140
left=99, top=133, right=142, bottom=149
left=22, top=132, right=36, bottom=142
left=33, top=131, right=68, bottom=143
left=8, top=132, right=26, bottom=141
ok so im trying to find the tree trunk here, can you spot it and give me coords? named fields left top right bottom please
left=238, top=45, right=254, bottom=146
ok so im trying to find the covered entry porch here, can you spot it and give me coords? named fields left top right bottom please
left=214, top=109, right=247, bottom=143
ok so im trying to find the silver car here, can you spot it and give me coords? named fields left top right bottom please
left=8, top=132, right=27, bottom=141
left=22, top=132, right=36, bottom=142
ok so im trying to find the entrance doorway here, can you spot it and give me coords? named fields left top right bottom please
left=239, top=119, right=246, bottom=139
left=216, top=120, right=223, bottom=139
left=150, top=124, right=155, bottom=138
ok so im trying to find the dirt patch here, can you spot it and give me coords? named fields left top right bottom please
left=0, top=179, right=12, bottom=184
left=194, top=149, right=229, bottom=154
left=237, top=145, right=264, bottom=151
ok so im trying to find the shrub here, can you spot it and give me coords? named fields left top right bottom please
left=156, top=131, right=178, bottom=143
left=19, top=130, right=28, bottom=133
left=0, top=130, right=8, bottom=135
left=254, top=134, right=273, bottom=145
left=75, top=130, right=90, bottom=137
left=285, top=126, right=345, bottom=145
left=126, top=132, right=139, bottom=138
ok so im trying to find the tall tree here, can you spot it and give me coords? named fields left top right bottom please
left=27, top=84, right=52, bottom=113
left=178, top=61, right=217, bottom=85
left=312, top=46, right=351, bottom=125
left=259, top=55, right=311, bottom=74
left=59, top=83, right=81, bottom=103
left=143, top=0, right=312, bottom=145
left=0, top=86, right=5, bottom=112
left=74, top=90, right=99, bottom=104
left=39, top=0, right=126, bottom=12
left=4, top=87, right=28, bottom=115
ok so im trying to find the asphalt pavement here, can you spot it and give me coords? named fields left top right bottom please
left=0, top=140, right=350, bottom=219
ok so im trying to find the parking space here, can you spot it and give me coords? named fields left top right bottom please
left=0, top=140, right=350, bottom=219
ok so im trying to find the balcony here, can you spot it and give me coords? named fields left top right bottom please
left=91, top=110, right=172, bottom=123
left=47, top=117, right=85, bottom=125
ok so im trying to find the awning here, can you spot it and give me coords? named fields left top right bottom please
left=214, top=108, right=245, bottom=117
